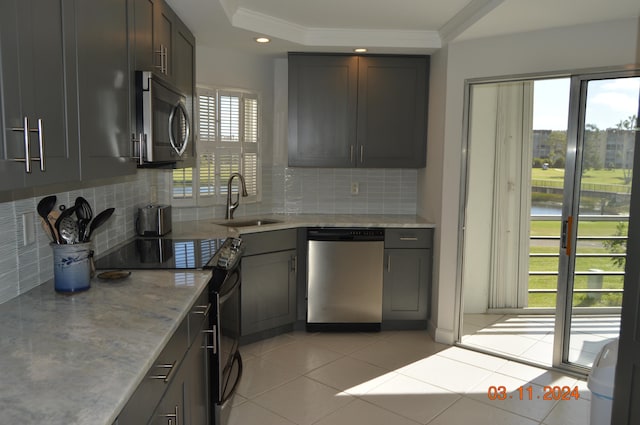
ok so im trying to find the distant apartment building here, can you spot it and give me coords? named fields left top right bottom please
left=532, top=128, right=634, bottom=169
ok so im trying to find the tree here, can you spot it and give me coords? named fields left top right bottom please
left=546, top=130, right=567, bottom=167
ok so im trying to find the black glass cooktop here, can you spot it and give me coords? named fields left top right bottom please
left=94, top=238, right=225, bottom=270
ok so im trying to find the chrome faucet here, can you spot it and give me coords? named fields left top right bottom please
left=225, top=173, right=248, bottom=219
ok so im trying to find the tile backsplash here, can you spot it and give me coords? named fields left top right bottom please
left=0, top=165, right=418, bottom=304
left=0, top=170, right=164, bottom=304
left=281, top=167, right=418, bottom=215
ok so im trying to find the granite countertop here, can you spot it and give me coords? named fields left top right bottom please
left=0, top=213, right=434, bottom=425
left=172, top=213, right=436, bottom=238
left=0, top=270, right=211, bottom=425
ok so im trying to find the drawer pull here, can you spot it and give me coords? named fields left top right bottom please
left=399, top=237, right=419, bottom=241
left=192, top=303, right=211, bottom=317
left=149, top=360, right=177, bottom=383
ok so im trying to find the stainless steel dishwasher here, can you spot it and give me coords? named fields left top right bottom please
left=306, top=228, right=384, bottom=331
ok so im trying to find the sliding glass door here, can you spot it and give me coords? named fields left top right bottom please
left=555, top=72, right=639, bottom=371
left=460, top=69, right=639, bottom=373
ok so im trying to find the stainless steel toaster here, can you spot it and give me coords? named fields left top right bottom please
left=137, top=205, right=172, bottom=236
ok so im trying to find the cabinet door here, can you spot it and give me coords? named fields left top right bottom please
left=0, top=0, right=79, bottom=190
left=357, top=56, right=428, bottom=168
left=155, top=1, right=174, bottom=80
left=72, top=0, right=136, bottom=180
left=383, top=249, right=430, bottom=321
left=288, top=55, right=358, bottom=167
left=132, top=0, right=157, bottom=71
left=149, top=366, right=185, bottom=425
left=172, top=19, right=196, bottom=168
left=241, top=249, right=297, bottom=336
left=184, top=330, right=208, bottom=425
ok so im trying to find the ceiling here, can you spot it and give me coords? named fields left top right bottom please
left=166, top=0, right=640, bottom=57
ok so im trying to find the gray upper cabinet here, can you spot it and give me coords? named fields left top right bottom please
left=131, top=0, right=196, bottom=168
left=0, top=0, right=79, bottom=191
left=131, top=0, right=156, bottom=71
left=357, top=56, right=428, bottom=168
left=171, top=19, right=197, bottom=168
left=288, top=54, right=429, bottom=169
left=69, top=0, right=136, bottom=180
left=288, top=55, right=358, bottom=167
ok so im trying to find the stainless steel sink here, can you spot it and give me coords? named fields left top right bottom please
left=213, top=218, right=282, bottom=227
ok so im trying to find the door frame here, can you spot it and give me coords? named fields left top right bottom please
left=456, top=66, right=639, bottom=374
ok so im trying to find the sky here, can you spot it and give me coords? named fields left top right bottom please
left=533, top=77, right=640, bottom=130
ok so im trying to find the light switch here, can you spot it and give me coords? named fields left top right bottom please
left=22, top=212, right=35, bottom=246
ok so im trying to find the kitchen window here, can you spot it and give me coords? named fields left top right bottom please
left=172, top=87, right=260, bottom=205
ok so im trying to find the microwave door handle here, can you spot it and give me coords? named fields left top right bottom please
left=168, top=101, right=189, bottom=157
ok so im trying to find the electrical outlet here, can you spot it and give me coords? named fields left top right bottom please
left=150, top=185, right=158, bottom=203
left=351, top=182, right=359, bottom=195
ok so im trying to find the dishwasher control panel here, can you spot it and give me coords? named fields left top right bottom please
left=307, top=228, right=384, bottom=241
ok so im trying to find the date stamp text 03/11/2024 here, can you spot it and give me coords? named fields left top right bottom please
left=487, top=385, right=581, bottom=401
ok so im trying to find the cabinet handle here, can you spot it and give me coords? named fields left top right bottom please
left=360, top=145, right=364, bottom=163
left=399, top=237, right=419, bottom=241
left=156, top=44, right=167, bottom=74
left=291, top=255, right=297, bottom=272
left=203, top=324, right=217, bottom=354
left=132, top=133, right=146, bottom=165
left=164, top=46, right=169, bottom=75
left=192, top=303, right=211, bottom=317
left=11, top=117, right=33, bottom=173
left=11, top=117, right=45, bottom=173
left=161, top=405, right=179, bottom=425
left=387, top=255, right=391, bottom=272
left=148, top=360, right=177, bottom=383
left=36, top=119, right=45, bottom=171
left=350, top=145, right=354, bottom=164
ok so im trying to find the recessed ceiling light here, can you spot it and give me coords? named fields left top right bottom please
left=255, top=37, right=270, bottom=44
left=354, top=48, right=368, bottom=53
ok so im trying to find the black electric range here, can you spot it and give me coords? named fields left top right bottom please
left=94, top=237, right=226, bottom=270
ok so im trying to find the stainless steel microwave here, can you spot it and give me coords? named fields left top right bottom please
left=134, top=71, right=191, bottom=165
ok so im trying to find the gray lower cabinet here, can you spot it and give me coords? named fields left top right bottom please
left=0, top=0, right=79, bottom=191
left=240, top=229, right=297, bottom=338
left=70, top=0, right=136, bottom=180
left=116, top=290, right=210, bottom=425
left=383, top=229, right=433, bottom=325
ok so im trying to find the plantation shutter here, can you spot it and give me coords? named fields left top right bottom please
left=172, top=87, right=260, bottom=205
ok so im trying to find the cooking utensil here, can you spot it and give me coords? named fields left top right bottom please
left=54, top=205, right=77, bottom=244
left=59, top=215, right=79, bottom=244
left=37, top=195, right=57, bottom=243
left=74, top=197, right=93, bottom=242
left=85, top=208, right=115, bottom=241
left=47, top=210, right=60, bottom=243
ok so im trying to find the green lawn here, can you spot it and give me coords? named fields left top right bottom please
left=530, top=220, right=624, bottom=237
left=532, top=168, right=632, bottom=187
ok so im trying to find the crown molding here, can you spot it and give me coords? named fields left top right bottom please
left=439, top=0, right=505, bottom=43
left=229, top=5, right=442, bottom=49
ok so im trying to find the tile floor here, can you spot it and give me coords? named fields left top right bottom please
left=461, top=313, right=620, bottom=367
left=229, top=330, right=590, bottom=425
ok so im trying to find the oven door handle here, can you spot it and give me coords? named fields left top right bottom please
left=220, top=351, right=243, bottom=405
left=218, top=269, right=241, bottom=303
